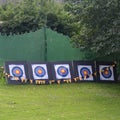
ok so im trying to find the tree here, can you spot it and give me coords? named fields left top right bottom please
left=0, top=0, right=42, bottom=35
left=0, top=0, right=70, bottom=35
left=1, top=0, right=119, bottom=58
left=64, top=0, right=120, bottom=57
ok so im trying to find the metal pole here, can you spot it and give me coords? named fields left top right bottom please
left=44, top=25, right=47, bottom=61
left=41, top=0, right=47, bottom=61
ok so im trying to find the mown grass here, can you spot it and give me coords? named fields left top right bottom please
left=0, top=79, right=120, bottom=120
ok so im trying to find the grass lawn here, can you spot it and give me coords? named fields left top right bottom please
left=0, top=79, right=120, bottom=120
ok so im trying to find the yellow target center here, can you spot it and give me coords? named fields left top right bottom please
left=83, top=71, right=88, bottom=76
left=15, top=70, right=20, bottom=74
left=61, top=69, right=66, bottom=73
left=104, top=70, right=109, bottom=75
left=38, top=69, right=42, bottom=74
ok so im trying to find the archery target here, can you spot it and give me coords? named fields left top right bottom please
left=78, top=65, right=93, bottom=80
left=12, top=67, right=23, bottom=77
left=9, top=64, right=26, bottom=80
left=32, top=64, right=48, bottom=79
left=54, top=64, right=71, bottom=79
left=99, top=65, right=114, bottom=81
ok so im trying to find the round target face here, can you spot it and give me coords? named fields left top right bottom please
left=34, top=66, right=46, bottom=77
left=12, top=66, right=23, bottom=77
left=77, top=65, right=94, bottom=81
left=80, top=67, right=91, bottom=78
left=32, top=64, right=48, bottom=80
left=101, top=67, right=112, bottom=78
left=54, top=64, right=71, bottom=79
left=57, top=66, right=69, bottom=77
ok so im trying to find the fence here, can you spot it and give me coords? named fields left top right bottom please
left=0, top=28, right=120, bottom=74
left=0, top=28, right=86, bottom=65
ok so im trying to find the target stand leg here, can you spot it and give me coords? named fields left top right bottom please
left=74, top=77, right=79, bottom=82
left=35, top=80, right=39, bottom=85
left=30, top=79, right=33, bottom=84
left=68, top=79, right=72, bottom=83
left=21, top=77, right=27, bottom=83
left=79, top=77, right=83, bottom=81
left=41, top=80, right=46, bottom=85
left=49, top=80, right=55, bottom=85
left=57, top=80, right=61, bottom=84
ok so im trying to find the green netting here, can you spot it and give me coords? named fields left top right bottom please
left=0, top=28, right=85, bottom=66
left=46, top=29, right=86, bottom=61
left=0, top=29, right=45, bottom=65
left=0, top=28, right=120, bottom=73
left=0, top=28, right=120, bottom=74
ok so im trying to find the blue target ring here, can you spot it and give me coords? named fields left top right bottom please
left=80, top=67, right=91, bottom=78
left=12, top=66, right=23, bottom=77
left=101, top=67, right=112, bottom=78
left=57, top=66, right=69, bottom=77
left=34, top=66, right=46, bottom=77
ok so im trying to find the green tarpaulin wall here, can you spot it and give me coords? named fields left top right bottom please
left=0, top=28, right=86, bottom=65
left=0, top=28, right=120, bottom=74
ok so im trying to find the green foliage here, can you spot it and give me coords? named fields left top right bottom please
left=0, top=0, right=41, bottom=35
left=0, top=0, right=77, bottom=37
left=0, top=0, right=67, bottom=35
left=0, top=0, right=120, bottom=57
left=0, top=67, right=4, bottom=79
left=64, top=0, right=120, bottom=56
